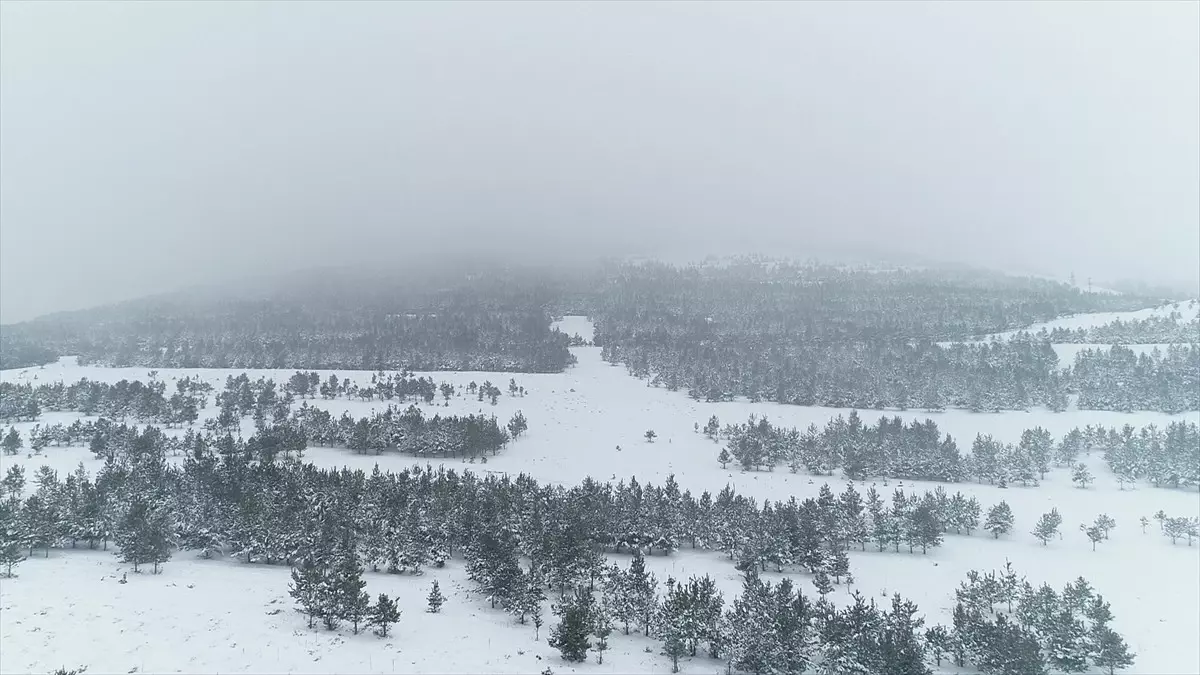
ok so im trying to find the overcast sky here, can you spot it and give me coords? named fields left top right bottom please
left=1, top=1, right=1197, bottom=322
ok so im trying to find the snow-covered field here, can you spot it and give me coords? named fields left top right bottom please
left=2, top=313, right=1199, bottom=674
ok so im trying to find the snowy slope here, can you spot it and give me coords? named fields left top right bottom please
left=2, top=315, right=1198, bottom=674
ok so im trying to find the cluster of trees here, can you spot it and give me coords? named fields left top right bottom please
left=715, top=412, right=967, bottom=481
left=5, top=419, right=105, bottom=455
left=0, top=376, right=211, bottom=426
left=0, top=268, right=576, bottom=373
left=1042, top=307, right=1198, bottom=344
left=279, top=371, right=519, bottom=405
left=708, top=412, right=1200, bottom=491
left=950, top=564, right=1135, bottom=674
left=1147, top=511, right=1200, bottom=546
left=290, top=403, right=519, bottom=459
left=1071, top=344, right=1198, bottom=413
left=1083, top=421, right=1200, bottom=489
left=543, top=557, right=1135, bottom=675
left=591, top=263, right=1170, bottom=411
left=607, top=336, right=1071, bottom=412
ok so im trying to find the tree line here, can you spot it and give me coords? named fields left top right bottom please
left=707, top=413, right=1200, bottom=490
left=0, top=267, right=577, bottom=373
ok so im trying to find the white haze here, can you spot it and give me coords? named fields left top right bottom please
left=1, top=1, right=1197, bottom=322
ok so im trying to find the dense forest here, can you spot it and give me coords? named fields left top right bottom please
left=589, top=263, right=1194, bottom=412
left=0, top=268, right=576, bottom=372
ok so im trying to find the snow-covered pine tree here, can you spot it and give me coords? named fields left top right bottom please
left=1072, top=463, right=1094, bottom=489
left=1, top=427, right=21, bottom=455
left=1032, top=508, right=1062, bottom=546
left=0, top=498, right=26, bottom=577
left=332, top=538, right=369, bottom=633
left=812, top=567, right=834, bottom=597
left=984, top=501, right=1014, bottom=539
left=1090, top=625, right=1136, bottom=674
left=548, top=590, right=593, bottom=662
left=289, top=556, right=325, bottom=629
left=593, top=600, right=613, bottom=665
left=366, top=593, right=401, bottom=637
left=427, top=579, right=446, bottom=613
left=725, top=570, right=781, bottom=675
left=878, top=593, right=931, bottom=675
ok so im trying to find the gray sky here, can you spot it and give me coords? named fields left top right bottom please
left=2, top=1, right=1197, bottom=322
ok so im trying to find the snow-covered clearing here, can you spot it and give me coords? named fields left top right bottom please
left=2, top=315, right=1198, bottom=674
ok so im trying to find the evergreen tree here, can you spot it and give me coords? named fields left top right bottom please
left=113, top=497, right=175, bottom=574
left=289, top=556, right=326, bottom=629
left=1091, top=625, right=1136, bottom=674
left=1072, top=463, right=1094, bottom=489
left=548, top=590, right=593, bottom=662
left=718, top=447, right=731, bottom=469
left=924, top=625, right=952, bottom=667
left=879, top=593, right=931, bottom=675
left=2, top=427, right=21, bottom=455
left=1032, top=509, right=1062, bottom=546
left=0, top=499, right=26, bottom=577
left=593, top=602, right=613, bottom=665
left=726, top=570, right=780, bottom=675
left=427, top=579, right=446, bottom=613
left=366, top=593, right=401, bottom=637
left=984, top=501, right=1014, bottom=539
left=327, top=538, right=367, bottom=631
left=813, top=568, right=834, bottom=597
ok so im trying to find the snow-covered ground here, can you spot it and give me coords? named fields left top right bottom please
left=2, top=315, right=1199, bottom=674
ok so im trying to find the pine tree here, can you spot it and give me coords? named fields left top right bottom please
left=1091, top=625, right=1135, bottom=674
left=813, top=568, right=834, bottom=597
left=333, top=541, right=370, bottom=634
left=1072, top=463, right=1094, bottom=489
left=924, top=625, right=952, bottom=667
left=427, top=579, right=446, bottom=613
left=726, top=570, right=781, bottom=675
left=718, top=447, right=731, bottom=469
left=829, top=547, right=850, bottom=583
left=984, top=501, right=1014, bottom=539
left=645, top=430, right=657, bottom=443
left=1082, top=523, right=1104, bottom=551
left=1032, top=509, right=1061, bottom=546
left=0, top=499, right=26, bottom=577
left=289, top=556, right=325, bottom=629
left=532, top=601, right=544, bottom=641
left=879, top=593, right=931, bottom=675
left=593, top=602, right=613, bottom=665
left=366, top=593, right=401, bottom=637
left=548, top=591, right=592, bottom=662
left=1, top=427, right=21, bottom=455
left=114, top=497, right=175, bottom=574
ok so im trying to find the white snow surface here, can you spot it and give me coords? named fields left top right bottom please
left=1, top=315, right=1198, bottom=674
